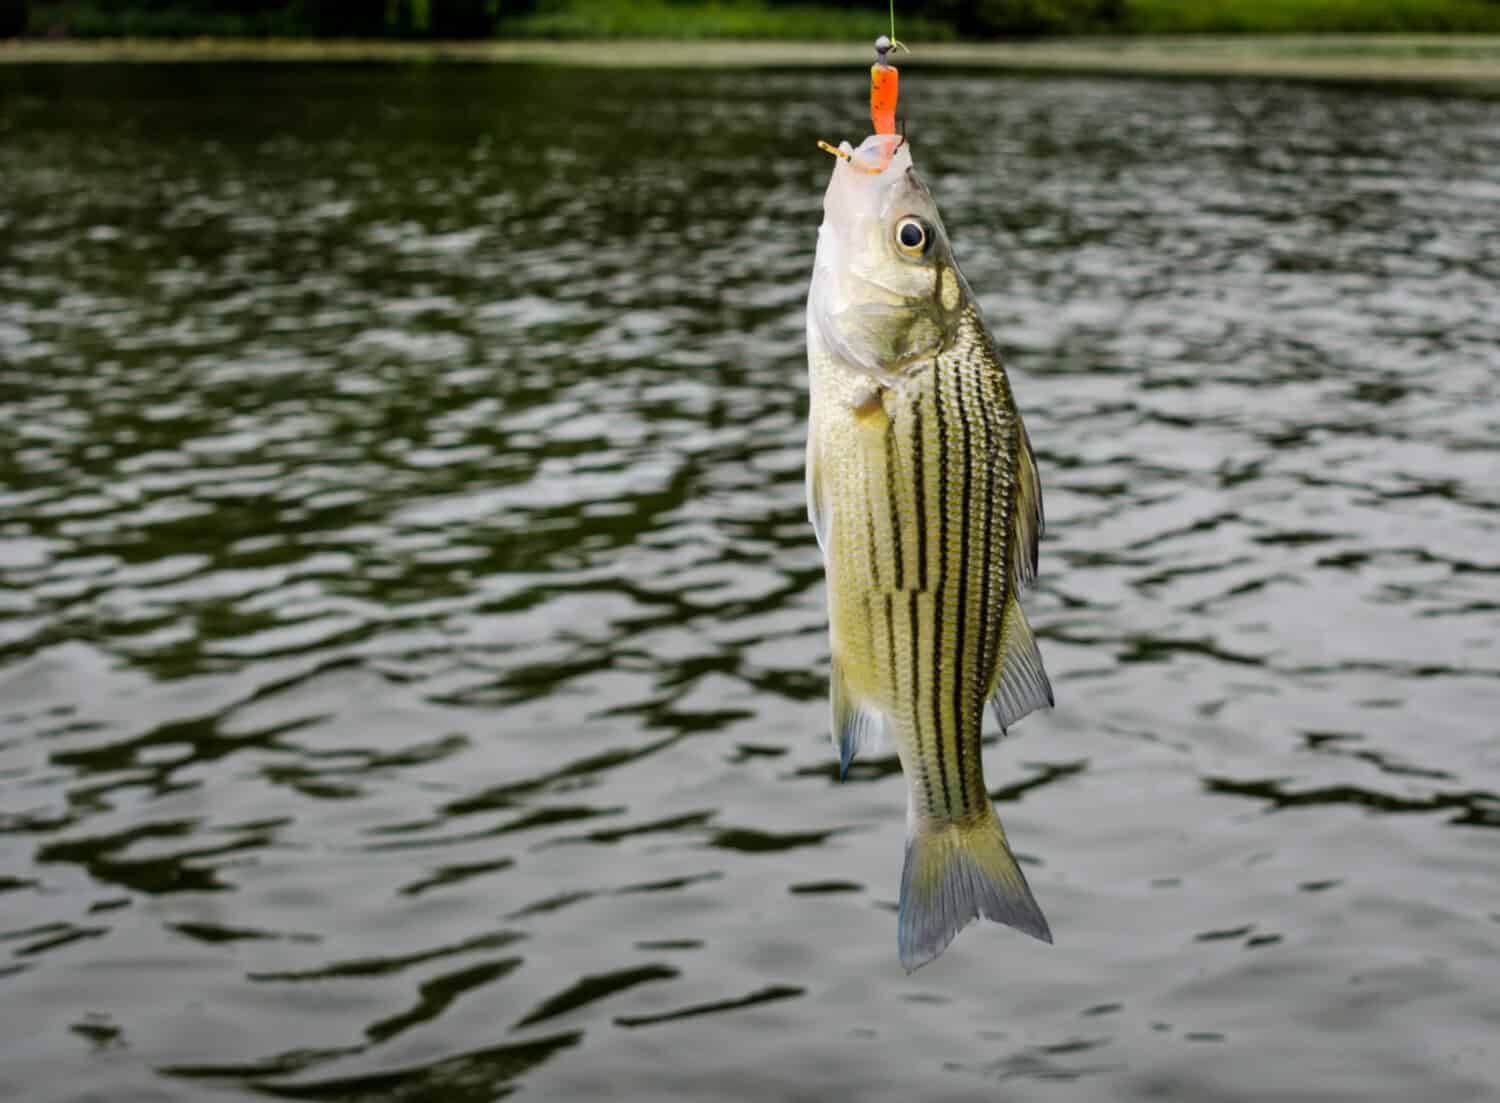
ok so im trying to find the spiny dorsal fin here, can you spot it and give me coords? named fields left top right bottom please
left=989, top=596, right=1054, bottom=734
left=831, top=656, right=883, bottom=778
left=1011, top=427, right=1044, bottom=592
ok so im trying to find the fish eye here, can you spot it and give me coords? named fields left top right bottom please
left=895, top=217, right=929, bottom=257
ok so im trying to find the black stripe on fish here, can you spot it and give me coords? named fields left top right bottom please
left=864, top=452, right=881, bottom=592
left=884, top=592, right=899, bottom=716
left=931, top=369, right=954, bottom=817
left=895, top=592, right=934, bottom=811
left=912, top=404, right=926, bottom=591
left=951, top=360, right=974, bottom=811
left=990, top=381, right=1017, bottom=722
left=885, top=417, right=904, bottom=591
left=974, top=360, right=999, bottom=715
left=908, top=586, right=942, bottom=814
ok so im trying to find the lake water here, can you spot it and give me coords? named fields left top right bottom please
left=2, top=62, right=1499, bottom=1102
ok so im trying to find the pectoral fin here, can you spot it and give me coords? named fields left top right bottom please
left=989, top=596, right=1054, bottom=734
left=831, top=656, right=883, bottom=779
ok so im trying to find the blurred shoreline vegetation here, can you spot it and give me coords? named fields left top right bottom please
left=5, top=0, right=1500, bottom=39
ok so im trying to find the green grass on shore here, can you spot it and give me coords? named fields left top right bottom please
left=1127, top=0, right=1500, bottom=34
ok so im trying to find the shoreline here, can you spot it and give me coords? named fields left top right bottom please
left=3, top=36, right=1500, bottom=91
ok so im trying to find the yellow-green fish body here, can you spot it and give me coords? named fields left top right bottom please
left=806, top=134, right=1054, bottom=970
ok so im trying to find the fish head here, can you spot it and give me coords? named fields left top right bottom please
left=808, top=135, right=966, bottom=382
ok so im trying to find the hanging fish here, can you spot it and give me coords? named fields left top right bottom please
left=807, top=39, right=1055, bottom=971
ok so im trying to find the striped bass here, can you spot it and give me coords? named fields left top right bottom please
left=806, top=133, right=1055, bottom=971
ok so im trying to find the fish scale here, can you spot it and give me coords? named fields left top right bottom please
left=817, top=314, right=1017, bottom=825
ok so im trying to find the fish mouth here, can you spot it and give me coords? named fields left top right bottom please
left=843, top=133, right=906, bottom=176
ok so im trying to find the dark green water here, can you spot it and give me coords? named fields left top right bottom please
left=2, top=63, right=1499, bottom=1102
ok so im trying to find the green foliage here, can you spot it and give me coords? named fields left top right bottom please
left=1122, top=0, right=1500, bottom=33
left=301, top=1, right=386, bottom=36
left=430, top=0, right=500, bottom=36
left=30, top=1, right=304, bottom=36
left=497, top=1, right=952, bottom=41
left=17, top=0, right=1500, bottom=38
left=28, top=0, right=507, bottom=36
left=0, top=0, right=29, bottom=36
left=924, top=0, right=1123, bottom=36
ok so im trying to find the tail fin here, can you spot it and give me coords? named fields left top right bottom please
left=897, top=808, right=1052, bottom=972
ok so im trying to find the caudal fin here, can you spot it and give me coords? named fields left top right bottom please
left=897, top=809, right=1052, bottom=972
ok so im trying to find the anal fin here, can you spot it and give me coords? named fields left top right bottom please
left=989, top=597, right=1054, bottom=734
left=831, top=656, right=883, bottom=779
left=806, top=435, right=830, bottom=554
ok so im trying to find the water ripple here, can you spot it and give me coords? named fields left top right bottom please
left=2, top=63, right=1498, bottom=1103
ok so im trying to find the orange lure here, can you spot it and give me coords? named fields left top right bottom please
left=870, top=34, right=899, bottom=135
left=817, top=35, right=906, bottom=170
